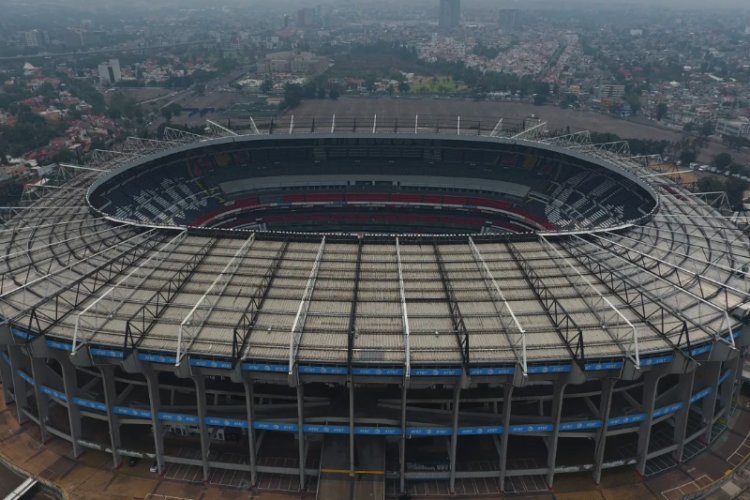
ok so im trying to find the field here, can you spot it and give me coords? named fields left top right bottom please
left=280, top=96, right=750, bottom=166
left=409, top=77, right=468, bottom=94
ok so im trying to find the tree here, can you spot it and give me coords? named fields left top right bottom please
left=696, top=176, right=723, bottom=193
left=713, top=152, right=732, bottom=170
left=261, top=79, right=273, bottom=93
left=700, top=121, right=714, bottom=137
left=656, top=103, right=668, bottom=121
left=679, top=150, right=697, bottom=165
left=329, top=87, right=340, bottom=100
left=725, top=178, right=749, bottom=210
left=399, top=81, right=410, bottom=94
left=282, top=83, right=304, bottom=109
left=623, top=93, right=641, bottom=114
left=161, top=107, right=173, bottom=122
left=532, top=82, right=550, bottom=105
left=51, top=149, right=75, bottom=163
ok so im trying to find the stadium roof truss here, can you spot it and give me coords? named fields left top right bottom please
left=395, top=237, right=412, bottom=379
left=507, top=242, right=585, bottom=366
left=73, top=230, right=189, bottom=352
left=235, top=240, right=289, bottom=361
left=1, top=119, right=747, bottom=372
left=177, top=233, right=257, bottom=365
left=468, top=236, right=527, bottom=376
left=539, top=235, right=641, bottom=368
left=288, top=237, right=326, bottom=376
left=124, top=238, right=216, bottom=354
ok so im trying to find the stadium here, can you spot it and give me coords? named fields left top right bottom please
left=0, top=116, right=747, bottom=498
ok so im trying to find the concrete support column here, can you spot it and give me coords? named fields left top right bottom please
left=296, top=381, right=306, bottom=490
left=448, top=383, right=462, bottom=494
left=498, top=384, right=513, bottom=492
left=672, top=371, right=695, bottom=463
left=7, top=345, right=29, bottom=423
left=546, top=381, right=566, bottom=487
left=99, top=365, right=123, bottom=468
left=144, top=369, right=165, bottom=475
left=243, top=380, right=257, bottom=486
left=719, top=356, right=742, bottom=412
left=593, top=378, right=615, bottom=484
left=348, top=378, right=355, bottom=475
left=193, top=375, right=210, bottom=482
left=731, top=351, right=744, bottom=409
left=29, top=356, right=50, bottom=442
left=399, top=382, right=407, bottom=494
left=0, top=347, right=14, bottom=404
left=60, top=361, right=83, bottom=458
left=636, top=372, right=660, bottom=475
left=701, top=363, right=722, bottom=443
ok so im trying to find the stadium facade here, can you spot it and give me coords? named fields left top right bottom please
left=0, top=120, right=747, bottom=496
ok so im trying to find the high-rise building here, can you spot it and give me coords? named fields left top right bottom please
left=439, top=0, right=461, bottom=29
left=98, top=59, right=122, bottom=86
left=22, top=29, right=47, bottom=48
left=497, top=9, right=519, bottom=31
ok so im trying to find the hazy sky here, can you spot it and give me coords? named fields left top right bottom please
left=5, top=0, right=750, bottom=7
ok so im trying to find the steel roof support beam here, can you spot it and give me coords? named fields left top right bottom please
left=75, top=230, right=188, bottom=349
left=545, top=130, right=591, bottom=147
left=511, top=121, right=547, bottom=140
left=563, top=236, right=699, bottom=352
left=57, top=163, right=106, bottom=173
left=235, top=241, right=289, bottom=361
left=468, top=237, right=527, bottom=376
left=125, top=239, right=216, bottom=352
left=288, top=237, right=326, bottom=375
left=489, top=118, right=503, bottom=137
left=508, top=243, right=584, bottom=364
left=649, top=215, right=750, bottom=253
left=539, top=236, right=640, bottom=368
left=206, top=119, right=238, bottom=137
left=121, top=137, right=178, bottom=156
left=570, top=140, right=631, bottom=157
left=592, top=233, right=745, bottom=329
left=570, top=234, right=734, bottom=347
left=395, top=237, right=411, bottom=380
left=629, top=223, right=742, bottom=264
left=433, top=243, right=470, bottom=371
left=177, top=233, right=256, bottom=364
left=249, top=116, right=261, bottom=135
left=163, top=126, right=206, bottom=143
left=2, top=222, right=122, bottom=291
left=609, top=228, right=748, bottom=290
left=3, top=229, right=160, bottom=336
left=347, top=240, right=363, bottom=373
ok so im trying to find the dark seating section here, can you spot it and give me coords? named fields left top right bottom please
left=89, top=137, right=656, bottom=234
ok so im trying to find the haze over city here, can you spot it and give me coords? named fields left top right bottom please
left=0, top=0, right=748, bottom=499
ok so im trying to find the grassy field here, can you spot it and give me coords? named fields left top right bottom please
left=409, top=77, right=468, bottom=94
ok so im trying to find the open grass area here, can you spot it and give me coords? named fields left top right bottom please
left=409, top=76, right=468, bottom=94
